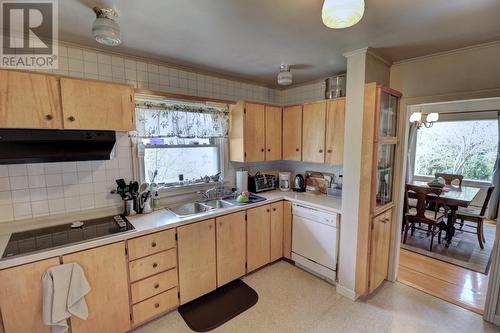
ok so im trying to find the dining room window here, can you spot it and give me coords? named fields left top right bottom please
left=413, top=119, right=498, bottom=182
left=134, top=97, right=229, bottom=186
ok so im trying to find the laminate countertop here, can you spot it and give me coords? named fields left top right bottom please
left=0, top=191, right=342, bottom=270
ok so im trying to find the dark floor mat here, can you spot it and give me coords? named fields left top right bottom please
left=178, top=279, right=258, bottom=332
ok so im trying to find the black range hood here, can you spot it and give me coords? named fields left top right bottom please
left=0, top=129, right=116, bottom=164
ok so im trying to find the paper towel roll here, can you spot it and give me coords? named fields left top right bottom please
left=236, top=171, right=248, bottom=192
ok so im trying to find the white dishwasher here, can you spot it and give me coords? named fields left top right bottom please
left=291, top=204, right=339, bottom=282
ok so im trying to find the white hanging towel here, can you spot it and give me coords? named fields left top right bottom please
left=42, top=263, right=91, bottom=333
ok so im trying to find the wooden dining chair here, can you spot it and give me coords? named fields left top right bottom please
left=403, top=184, right=446, bottom=252
left=435, top=173, right=464, bottom=187
left=455, top=185, right=495, bottom=249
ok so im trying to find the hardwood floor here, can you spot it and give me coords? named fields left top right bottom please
left=398, top=248, right=488, bottom=314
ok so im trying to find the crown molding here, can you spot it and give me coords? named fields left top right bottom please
left=392, top=40, right=500, bottom=67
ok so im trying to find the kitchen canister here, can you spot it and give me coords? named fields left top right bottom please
left=236, top=170, right=248, bottom=193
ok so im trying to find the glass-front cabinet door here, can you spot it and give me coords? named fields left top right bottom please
left=376, top=144, right=395, bottom=207
left=379, top=91, right=398, bottom=138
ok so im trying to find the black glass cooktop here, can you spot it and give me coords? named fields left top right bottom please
left=2, top=215, right=135, bottom=259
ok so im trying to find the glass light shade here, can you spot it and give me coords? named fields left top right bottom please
left=92, top=17, right=121, bottom=46
left=322, top=0, right=365, bottom=29
left=277, top=70, right=292, bottom=86
left=409, top=112, right=422, bottom=123
left=426, top=113, right=439, bottom=122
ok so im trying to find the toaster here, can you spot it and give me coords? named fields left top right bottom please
left=248, top=172, right=277, bottom=193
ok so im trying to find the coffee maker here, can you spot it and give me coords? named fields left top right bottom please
left=278, top=172, right=291, bottom=191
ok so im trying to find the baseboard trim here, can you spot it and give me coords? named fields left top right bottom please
left=336, top=284, right=358, bottom=301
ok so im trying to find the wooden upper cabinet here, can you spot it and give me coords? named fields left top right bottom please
left=302, top=101, right=326, bottom=163
left=247, top=205, right=271, bottom=272
left=325, top=98, right=345, bottom=165
left=369, top=208, right=392, bottom=293
left=216, top=211, right=246, bottom=287
left=0, top=69, right=62, bottom=129
left=282, top=105, right=302, bottom=161
left=60, top=77, right=135, bottom=131
left=62, top=242, right=130, bottom=333
left=244, top=103, right=266, bottom=162
left=177, top=219, right=217, bottom=304
left=270, top=201, right=284, bottom=262
left=265, top=105, right=282, bottom=161
left=0, top=257, right=60, bottom=333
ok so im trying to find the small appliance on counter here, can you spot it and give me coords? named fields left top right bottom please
left=278, top=172, right=291, bottom=191
left=293, top=174, right=306, bottom=192
left=248, top=171, right=277, bottom=193
left=305, top=171, right=335, bottom=194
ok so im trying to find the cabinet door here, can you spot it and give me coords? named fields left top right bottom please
left=325, top=98, right=345, bottom=165
left=0, top=70, right=62, bottom=129
left=282, top=105, right=302, bottom=161
left=178, top=219, right=216, bottom=304
left=270, top=201, right=284, bottom=261
left=244, top=103, right=265, bottom=162
left=0, top=257, right=60, bottom=333
left=265, top=105, right=282, bottom=161
left=62, top=242, right=130, bottom=333
left=302, top=101, right=327, bottom=163
left=283, top=201, right=293, bottom=259
left=247, top=205, right=271, bottom=272
left=216, top=211, right=246, bottom=287
left=369, top=209, right=392, bottom=293
left=60, top=77, right=135, bottom=131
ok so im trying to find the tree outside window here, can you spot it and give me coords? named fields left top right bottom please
left=414, top=119, right=498, bottom=182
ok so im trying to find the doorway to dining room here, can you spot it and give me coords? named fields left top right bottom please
left=397, top=98, right=500, bottom=315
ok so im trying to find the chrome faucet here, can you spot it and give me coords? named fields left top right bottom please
left=198, top=187, right=218, bottom=200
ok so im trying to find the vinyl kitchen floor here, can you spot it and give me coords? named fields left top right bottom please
left=132, top=261, right=499, bottom=333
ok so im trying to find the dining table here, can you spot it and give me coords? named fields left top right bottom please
left=410, top=180, right=481, bottom=247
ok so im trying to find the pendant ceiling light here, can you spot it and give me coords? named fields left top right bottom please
left=92, top=7, right=121, bottom=46
left=322, top=0, right=365, bottom=29
left=277, top=64, right=293, bottom=86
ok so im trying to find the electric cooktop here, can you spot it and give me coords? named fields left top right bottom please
left=1, top=215, right=135, bottom=259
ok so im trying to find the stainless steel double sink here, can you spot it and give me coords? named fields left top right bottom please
left=169, top=199, right=234, bottom=217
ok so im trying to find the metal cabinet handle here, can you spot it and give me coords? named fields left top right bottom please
left=261, top=148, right=265, bottom=152
left=154, top=283, right=160, bottom=289
left=273, top=208, right=276, bottom=211
left=295, top=148, right=300, bottom=152
left=154, top=303, right=160, bottom=308
left=327, top=149, right=332, bottom=153
left=267, top=148, right=271, bottom=152
left=67, top=116, right=76, bottom=122
left=266, top=209, right=270, bottom=212
left=319, top=149, right=323, bottom=153
left=151, top=241, right=157, bottom=248
left=45, top=114, right=53, bottom=120
left=152, top=262, right=158, bottom=268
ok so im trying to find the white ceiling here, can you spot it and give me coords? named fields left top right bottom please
left=59, top=0, right=500, bottom=86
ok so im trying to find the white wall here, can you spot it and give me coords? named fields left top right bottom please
left=0, top=41, right=282, bottom=223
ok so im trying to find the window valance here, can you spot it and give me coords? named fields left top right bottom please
left=135, top=100, right=229, bottom=138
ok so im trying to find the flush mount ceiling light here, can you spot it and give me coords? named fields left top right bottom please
left=92, top=7, right=121, bottom=46
left=322, top=0, right=365, bottom=29
left=277, top=64, right=293, bottom=86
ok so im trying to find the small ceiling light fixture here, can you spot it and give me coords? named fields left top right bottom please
left=322, top=0, right=365, bottom=29
left=277, top=64, right=293, bottom=86
left=409, top=111, right=439, bottom=129
left=92, top=7, right=121, bottom=46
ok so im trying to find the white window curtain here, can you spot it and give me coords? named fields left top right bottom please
left=135, top=100, right=229, bottom=139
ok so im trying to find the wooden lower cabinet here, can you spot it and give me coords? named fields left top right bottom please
left=132, top=287, right=178, bottom=325
left=247, top=205, right=271, bottom=272
left=368, top=209, right=393, bottom=293
left=0, top=257, right=60, bottom=333
left=62, top=242, right=130, bottom=333
left=283, top=201, right=293, bottom=259
left=270, top=201, right=284, bottom=261
left=177, top=219, right=217, bottom=304
left=216, top=211, right=246, bottom=287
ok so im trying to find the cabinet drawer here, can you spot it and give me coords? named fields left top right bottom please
left=129, top=248, right=177, bottom=282
left=132, top=287, right=179, bottom=325
left=128, top=229, right=176, bottom=260
left=131, top=268, right=178, bottom=304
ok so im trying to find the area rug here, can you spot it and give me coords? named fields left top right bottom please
left=178, top=279, right=258, bottom=332
left=401, top=223, right=495, bottom=274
